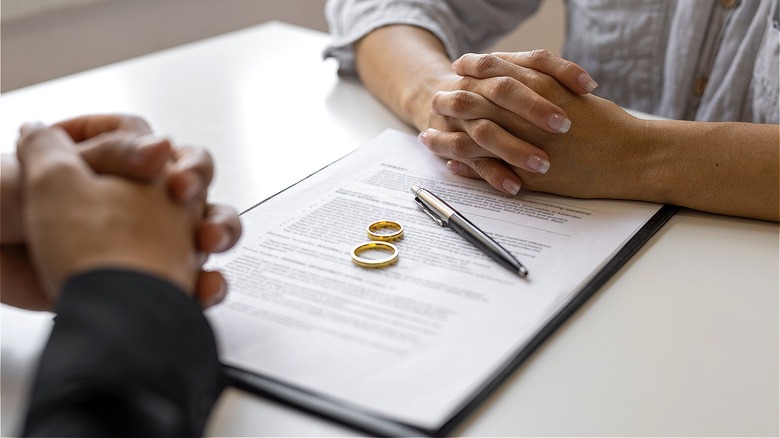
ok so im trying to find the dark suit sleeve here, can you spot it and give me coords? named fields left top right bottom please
left=22, top=269, right=225, bottom=437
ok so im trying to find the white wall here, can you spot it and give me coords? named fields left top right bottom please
left=1, top=0, right=564, bottom=92
left=1, top=0, right=113, bottom=21
left=1, top=0, right=330, bottom=91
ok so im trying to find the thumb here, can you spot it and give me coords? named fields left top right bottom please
left=17, top=122, right=90, bottom=191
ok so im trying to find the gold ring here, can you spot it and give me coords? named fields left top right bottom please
left=366, top=220, right=404, bottom=241
left=351, top=241, right=399, bottom=268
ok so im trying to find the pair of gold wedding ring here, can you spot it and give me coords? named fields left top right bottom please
left=351, top=220, right=403, bottom=268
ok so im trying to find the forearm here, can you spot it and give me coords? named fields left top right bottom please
left=355, top=25, right=455, bottom=130
left=504, top=92, right=779, bottom=221
left=643, top=120, right=779, bottom=221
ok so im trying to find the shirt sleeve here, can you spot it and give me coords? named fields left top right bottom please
left=323, top=0, right=544, bottom=77
left=22, top=269, right=224, bottom=437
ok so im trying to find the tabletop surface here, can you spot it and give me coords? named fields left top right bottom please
left=1, top=21, right=778, bottom=437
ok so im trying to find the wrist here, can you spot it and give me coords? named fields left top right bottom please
left=581, top=101, right=673, bottom=204
left=355, top=25, right=455, bottom=131
left=403, top=73, right=458, bottom=131
left=630, top=119, right=667, bottom=204
left=51, top=253, right=199, bottom=303
left=633, top=118, right=699, bottom=206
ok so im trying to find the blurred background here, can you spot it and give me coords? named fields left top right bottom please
left=1, top=0, right=564, bottom=92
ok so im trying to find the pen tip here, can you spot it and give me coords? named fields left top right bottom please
left=410, top=185, right=420, bottom=194
left=518, top=267, right=529, bottom=278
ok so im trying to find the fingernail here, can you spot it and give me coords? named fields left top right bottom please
left=578, top=72, right=599, bottom=93
left=135, top=134, right=165, bottom=150
left=446, top=160, right=461, bottom=173
left=502, top=179, right=521, bottom=195
left=527, top=155, right=550, bottom=174
left=417, top=131, right=429, bottom=146
left=205, top=278, right=227, bottom=307
left=214, top=231, right=232, bottom=252
left=133, top=135, right=165, bottom=163
left=180, top=171, right=202, bottom=200
left=547, top=113, right=571, bottom=133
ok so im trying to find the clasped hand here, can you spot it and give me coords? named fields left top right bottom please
left=416, top=50, right=645, bottom=200
left=1, top=115, right=242, bottom=310
left=415, top=50, right=594, bottom=194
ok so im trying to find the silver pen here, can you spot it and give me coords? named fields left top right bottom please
left=410, top=185, right=529, bottom=278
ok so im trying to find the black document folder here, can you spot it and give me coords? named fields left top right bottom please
left=209, top=130, right=677, bottom=437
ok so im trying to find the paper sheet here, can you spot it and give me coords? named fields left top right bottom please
left=207, top=129, right=661, bottom=428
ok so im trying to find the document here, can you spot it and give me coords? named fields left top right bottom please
left=207, top=129, right=664, bottom=431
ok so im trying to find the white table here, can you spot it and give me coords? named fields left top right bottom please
left=1, top=22, right=777, bottom=437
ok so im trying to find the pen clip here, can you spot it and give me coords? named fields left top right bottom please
left=415, top=197, right=446, bottom=227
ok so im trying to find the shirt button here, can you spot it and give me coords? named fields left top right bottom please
left=720, top=0, right=738, bottom=9
left=694, top=76, right=708, bottom=96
